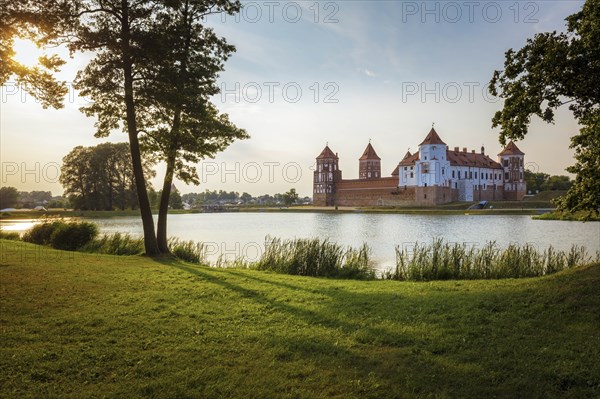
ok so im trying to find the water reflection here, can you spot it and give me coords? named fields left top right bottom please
left=2, top=213, right=598, bottom=271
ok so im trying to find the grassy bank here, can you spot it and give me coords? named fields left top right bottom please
left=1, top=240, right=599, bottom=398
left=533, top=211, right=600, bottom=222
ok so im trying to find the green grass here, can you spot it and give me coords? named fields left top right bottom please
left=533, top=211, right=600, bottom=222
left=1, top=240, right=599, bottom=398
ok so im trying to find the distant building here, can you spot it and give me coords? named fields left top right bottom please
left=313, top=127, right=526, bottom=207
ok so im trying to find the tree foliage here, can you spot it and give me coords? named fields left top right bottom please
left=169, top=189, right=184, bottom=210
left=490, top=0, right=600, bottom=217
left=0, top=187, right=20, bottom=209
left=524, top=170, right=572, bottom=193
left=282, top=188, right=299, bottom=207
left=0, top=0, right=71, bottom=108
left=60, top=142, right=155, bottom=210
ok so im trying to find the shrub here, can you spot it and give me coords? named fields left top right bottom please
left=22, top=220, right=64, bottom=245
left=48, top=222, right=98, bottom=251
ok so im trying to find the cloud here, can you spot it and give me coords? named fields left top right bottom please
left=363, top=69, right=376, bottom=77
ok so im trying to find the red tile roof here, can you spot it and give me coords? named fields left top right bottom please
left=498, top=141, right=524, bottom=156
left=399, top=152, right=420, bottom=166
left=316, top=145, right=338, bottom=159
left=396, top=149, right=502, bottom=169
left=419, top=127, right=447, bottom=146
left=359, top=143, right=381, bottom=160
left=446, top=150, right=502, bottom=168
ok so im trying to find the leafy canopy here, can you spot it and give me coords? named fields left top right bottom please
left=490, top=0, right=600, bottom=217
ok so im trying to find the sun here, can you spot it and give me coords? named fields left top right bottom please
left=12, top=38, right=45, bottom=68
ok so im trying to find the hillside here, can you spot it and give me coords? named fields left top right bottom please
left=1, top=240, right=598, bottom=398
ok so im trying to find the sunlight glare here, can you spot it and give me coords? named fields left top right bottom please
left=12, top=38, right=44, bottom=68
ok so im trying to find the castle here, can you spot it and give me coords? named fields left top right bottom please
left=313, top=127, right=526, bottom=207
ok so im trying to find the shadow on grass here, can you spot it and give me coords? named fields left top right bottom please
left=156, top=257, right=600, bottom=398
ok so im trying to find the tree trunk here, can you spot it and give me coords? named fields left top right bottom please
left=157, top=153, right=176, bottom=253
left=121, top=0, right=159, bottom=256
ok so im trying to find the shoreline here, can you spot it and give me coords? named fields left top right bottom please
left=0, top=206, right=557, bottom=220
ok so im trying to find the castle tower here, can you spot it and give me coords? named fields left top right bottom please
left=313, top=145, right=342, bottom=206
left=359, top=142, right=381, bottom=179
left=498, top=141, right=526, bottom=200
left=416, top=127, right=450, bottom=187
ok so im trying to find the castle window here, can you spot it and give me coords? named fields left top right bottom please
left=424, top=156, right=427, bottom=160
left=469, top=171, right=472, bottom=179
left=505, top=172, right=509, bottom=180
left=410, top=166, right=413, bottom=170
left=458, top=171, right=461, bottom=179
left=410, top=172, right=414, bottom=178
left=424, top=193, right=427, bottom=199
left=404, top=167, right=407, bottom=171
left=503, top=160, right=508, bottom=167
left=452, top=170, right=455, bottom=178
left=520, top=172, right=523, bottom=179
left=455, top=182, right=458, bottom=188
left=442, top=167, right=445, bottom=175
left=475, top=172, right=478, bottom=179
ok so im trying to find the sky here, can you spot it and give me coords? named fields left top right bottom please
left=0, top=0, right=586, bottom=197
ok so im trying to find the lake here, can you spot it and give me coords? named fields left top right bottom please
left=3, top=213, right=599, bottom=271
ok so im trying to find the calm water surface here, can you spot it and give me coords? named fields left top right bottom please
left=89, top=213, right=600, bottom=270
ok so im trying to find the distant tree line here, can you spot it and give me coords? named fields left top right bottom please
left=180, top=188, right=307, bottom=207
left=0, top=187, right=64, bottom=209
left=60, top=143, right=155, bottom=210
left=524, top=170, right=573, bottom=194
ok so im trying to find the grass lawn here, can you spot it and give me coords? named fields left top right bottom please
left=1, top=240, right=598, bottom=398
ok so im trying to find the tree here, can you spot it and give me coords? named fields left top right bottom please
left=543, top=175, right=572, bottom=191
left=524, top=171, right=572, bottom=193
left=282, top=188, right=299, bottom=207
left=169, top=190, right=183, bottom=210
left=240, top=192, right=252, bottom=204
left=6, top=1, right=247, bottom=253
left=0, top=187, right=19, bottom=209
left=139, top=0, right=248, bottom=252
left=65, top=0, right=167, bottom=253
left=490, top=0, right=600, bottom=218
left=60, top=143, right=154, bottom=210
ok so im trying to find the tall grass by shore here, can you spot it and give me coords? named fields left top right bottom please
left=385, top=239, right=593, bottom=281
left=253, top=237, right=375, bottom=279
left=11, top=220, right=596, bottom=281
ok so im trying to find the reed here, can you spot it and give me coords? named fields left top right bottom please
left=253, top=237, right=375, bottom=279
left=81, top=232, right=144, bottom=255
left=168, top=238, right=208, bottom=264
left=385, top=238, right=592, bottom=281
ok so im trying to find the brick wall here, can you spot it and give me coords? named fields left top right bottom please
left=473, top=186, right=505, bottom=202
left=414, top=186, right=457, bottom=206
left=333, top=177, right=414, bottom=206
